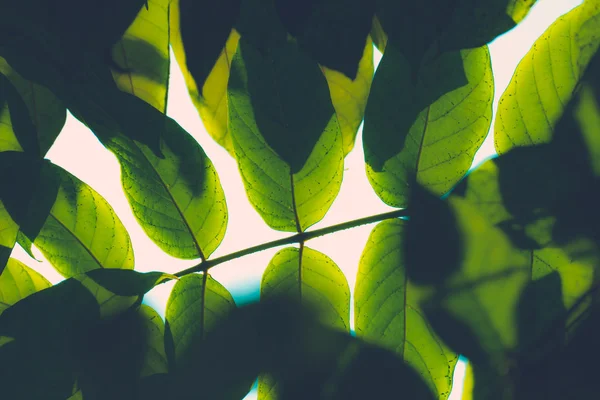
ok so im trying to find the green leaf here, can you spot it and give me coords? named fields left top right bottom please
left=138, top=305, right=169, bottom=377
left=354, top=220, right=457, bottom=399
left=33, top=164, right=135, bottom=277
left=0, top=73, right=38, bottom=156
left=84, top=269, right=175, bottom=297
left=375, top=0, right=536, bottom=64
left=110, top=0, right=171, bottom=112
left=0, top=200, right=19, bottom=274
left=165, top=273, right=236, bottom=370
left=363, top=44, right=493, bottom=207
left=495, top=1, right=600, bottom=154
left=259, top=246, right=350, bottom=399
left=323, top=37, right=374, bottom=155
left=105, top=120, right=228, bottom=260
left=73, top=304, right=168, bottom=398
left=170, top=1, right=241, bottom=156
left=0, top=258, right=50, bottom=314
left=0, top=57, right=66, bottom=156
left=275, top=0, right=375, bottom=79
left=177, top=0, right=241, bottom=93
left=0, top=152, right=60, bottom=243
left=229, top=39, right=343, bottom=231
left=230, top=37, right=340, bottom=173
left=0, top=279, right=100, bottom=399
left=261, top=246, right=350, bottom=329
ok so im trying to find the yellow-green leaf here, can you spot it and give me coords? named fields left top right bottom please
left=111, top=0, right=170, bottom=112
left=495, top=1, right=600, bottom=154
left=0, top=258, right=50, bottom=314
left=170, top=0, right=240, bottom=155
left=355, top=220, right=457, bottom=399
left=323, top=37, right=374, bottom=155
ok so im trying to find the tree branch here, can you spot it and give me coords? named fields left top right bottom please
left=174, top=209, right=408, bottom=277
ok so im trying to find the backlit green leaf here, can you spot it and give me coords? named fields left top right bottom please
left=0, top=73, right=38, bottom=155
left=165, top=273, right=236, bottom=371
left=0, top=200, right=18, bottom=274
left=495, top=1, right=600, bottom=154
left=0, top=57, right=66, bottom=156
left=229, top=38, right=343, bottom=231
left=33, top=165, right=134, bottom=277
left=170, top=0, right=241, bottom=155
left=259, top=246, right=350, bottom=399
left=355, top=220, right=457, bottom=399
left=105, top=122, right=228, bottom=260
left=0, top=258, right=50, bottom=314
left=138, top=304, right=168, bottom=377
left=111, top=0, right=170, bottom=112
left=363, top=44, right=493, bottom=207
left=323, top=37, right=374, bottom=155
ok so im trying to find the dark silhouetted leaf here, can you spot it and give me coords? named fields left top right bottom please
left=170, top=5, right=240, bottom=155
left=363, top=43, right=492, bottom=206
left=0, top=200, right=18, bottom=275
left=354, top=219, right=457, bottom=398
left=0, top=258, right=50, bottom=315
left=275, top=0, right=375, bottom=79
left=404, top=185, right=462, bottom=284
left=0, top=279, right=100, bottom=399
left=0, top=152, right=60, bottom=243
left=0, top=73, right=38, bottom=156
left=85, top=269, right=175, bottom=297
left=178, top=0, right=241, bottom=92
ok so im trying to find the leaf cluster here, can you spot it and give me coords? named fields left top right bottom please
left=0, top=0, right=600, bottom=399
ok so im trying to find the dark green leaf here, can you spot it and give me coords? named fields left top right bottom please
left=229, top=39, right=343, bottom=231
left=0, top=152, right=60, bottom=242
left=178, top=0, right=241, bottom=92
left=275, top=0, right=375, bottom=79
left=495, top=1, right=600, bottom=154
left=405, top=185, right=462, bottom=285
left=73, top=304, right=167, bottom=399
left=0, top=258, right=50, bottom=314
left=363, top=43, right=492, bottom=206
left=375, top=0, right=536, bottom=65
left=0, top=279, right=100, bottom=399
left=33, top=165, right=135, bottom=277
left=354, top=220, right=457, bottom=399
left=0, top=73, right=38, bottom=156
left=85, top=269, right=175, bottom=297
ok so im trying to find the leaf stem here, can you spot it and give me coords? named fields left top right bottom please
left=174, top=209, right=407, bottom=277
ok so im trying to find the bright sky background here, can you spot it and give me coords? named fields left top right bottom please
left=9, top=0, right=583, bottom=398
